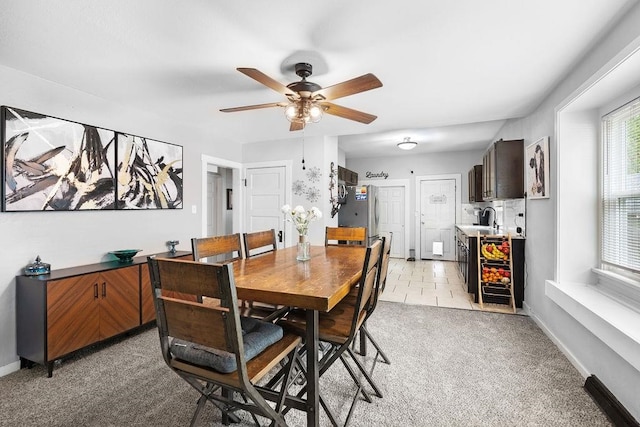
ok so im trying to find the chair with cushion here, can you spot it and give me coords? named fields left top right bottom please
left=278, top=239, right=383, bottom=426
left=243, top=229, right=278, bottom=258
left=147, top=257, right=302, bottom=427
left=324, top=226, right=367, bottom=247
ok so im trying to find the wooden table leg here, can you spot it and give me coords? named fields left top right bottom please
left=305, top=309, right=320, bottom=426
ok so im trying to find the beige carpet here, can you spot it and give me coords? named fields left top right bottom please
left=0, top=303, right=612, bottom=426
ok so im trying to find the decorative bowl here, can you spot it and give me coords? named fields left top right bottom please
left=109, top=249, right=142, bottom=263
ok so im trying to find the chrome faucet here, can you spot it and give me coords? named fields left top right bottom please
left=482, top=207, right=497, bottom=229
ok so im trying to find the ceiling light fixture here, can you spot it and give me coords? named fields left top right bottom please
left=397, top=137, right=417, bottom=150
left=284, top=99, right=324, bottom=124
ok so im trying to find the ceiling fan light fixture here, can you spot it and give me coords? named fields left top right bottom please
left=397, top=137, right=418, bottom=150
left=308, top=103, right=323, bottom=122
left=284, top=103, right=299, bottom=120
left=285, top=99, right=323, bottom=123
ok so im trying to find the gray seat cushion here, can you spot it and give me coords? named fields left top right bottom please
left=170, top=316, right=284, bottom=373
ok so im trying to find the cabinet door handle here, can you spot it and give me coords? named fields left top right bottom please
left=102, top=282, right=107, bottom=298
left=94, top=283, right=98, bottom=299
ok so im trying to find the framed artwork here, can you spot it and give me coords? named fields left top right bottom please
left=116, top=133, right=183, bottom=209
left=526, top=136, right=549, bottom=199
left=2, top=106, right=116, bottom=211
left=226, top=188, right=233, bottom=210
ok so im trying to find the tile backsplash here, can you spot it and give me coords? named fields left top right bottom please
left=461, top=199, right=526, bottom=237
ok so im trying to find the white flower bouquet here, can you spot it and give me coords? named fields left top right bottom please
left=281, top=204, right=322, bottom=235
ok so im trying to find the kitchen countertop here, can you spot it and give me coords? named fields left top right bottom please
left=456, top=224, right=525, bottom=239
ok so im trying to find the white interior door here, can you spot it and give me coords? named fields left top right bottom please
left=420, top=179, right=456, bottom=260
left=378, top=186, right=405, bottom=258
left=245, top=166, right=286, bottom=248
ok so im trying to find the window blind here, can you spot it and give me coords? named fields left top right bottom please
left=602, top=96, right=640, bottom=274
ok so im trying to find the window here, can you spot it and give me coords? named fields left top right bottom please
left=602, top=97, right=640, bottom=276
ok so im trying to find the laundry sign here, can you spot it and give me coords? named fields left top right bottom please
left=365, top=171, right=389, bottom=179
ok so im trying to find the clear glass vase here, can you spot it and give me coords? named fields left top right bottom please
left=297, top=234, right=311, bottom=261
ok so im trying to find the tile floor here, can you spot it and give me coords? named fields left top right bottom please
left=378, top=258, right=481, bottom=310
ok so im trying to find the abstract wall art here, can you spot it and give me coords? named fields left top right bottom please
left=2, top=106, right=116, bottom=211
left=116, top=134, right=183, bottom=209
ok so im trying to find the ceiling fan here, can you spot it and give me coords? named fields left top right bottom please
left=220, top=63, right=383, bottom=131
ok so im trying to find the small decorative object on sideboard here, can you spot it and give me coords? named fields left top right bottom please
left=24, top=256, right=51, bottom=276
left=167, top=240, right=179, bottom=254
left=109, top=249, right=141, bottom=263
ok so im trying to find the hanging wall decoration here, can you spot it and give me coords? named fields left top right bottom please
left=2, top=106, right=116, bottom=211
left=306, top=166, right=321, bottom=183
left=116, top=133, right=183, bottom=209
left=526, top=136, right=549, bottom=199
left=292, top=180, right=307, bottom=196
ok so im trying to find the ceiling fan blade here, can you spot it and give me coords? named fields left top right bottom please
left=320, top=102, right=377, bottom=124
left=289, top=121, right=305, bottom=132
left=220, top=102, right=286, bottom=113
left=312, top=73, right=382, bottom=101
left=237, top=68, right=299, bottom=99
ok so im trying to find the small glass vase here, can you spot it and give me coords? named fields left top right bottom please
left=297, top=234, right=311, bottom=261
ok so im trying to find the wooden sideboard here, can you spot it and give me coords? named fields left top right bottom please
left=16, top=251, right=191, bottom=377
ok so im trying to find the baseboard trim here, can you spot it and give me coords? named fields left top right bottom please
left=0, top=360, right=20, bottom=378
left=584, top=375, right=639, bottom=427
left=524, top=301, right=590, bottom=378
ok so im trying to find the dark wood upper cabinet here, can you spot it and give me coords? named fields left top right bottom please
left=337, top=166, right=358, bottom=186
left=468, top=165, right=483, bottom=202
left=482, top=139, right=524, bottom=200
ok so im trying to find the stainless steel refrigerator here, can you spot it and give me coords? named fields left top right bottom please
left=338, top=185, right=380, bottom=245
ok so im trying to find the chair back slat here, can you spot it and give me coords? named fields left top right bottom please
left=161, top=296, right=232, bottom=352
left=192, top=234, right=243, bottom=262
left=325, top=226, right=367, bottom=246
left=243, top=229, right=277, bottom=258
left=155, top=258, right=226, bottom=300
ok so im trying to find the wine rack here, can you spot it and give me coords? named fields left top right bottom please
left=476, top=233, right=515, bottom=313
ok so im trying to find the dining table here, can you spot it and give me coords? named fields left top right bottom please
left=232, top=244, right=366, bottom=427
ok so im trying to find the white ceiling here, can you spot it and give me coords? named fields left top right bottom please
left=0, top=0, right=634, bottom=159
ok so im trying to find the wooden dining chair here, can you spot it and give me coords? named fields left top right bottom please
left=147, top=257, right=302, bottom=427
left=355, top=232, right=393, bottom=368
left=278, top=239, right=383, bottom=427
left=242, top=229, right=290, bottom=321
left=191, top=233, right=253, bottom=312
left=243, top=229, right=277, bottom=258
left=324, top=226, right=367, bottom=247
left=191, top=233, right=243, bottom=264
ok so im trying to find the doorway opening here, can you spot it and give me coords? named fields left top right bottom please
left=201, top=155, right=243, bottom=238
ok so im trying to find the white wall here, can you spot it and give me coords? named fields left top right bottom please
left=242, top=135, right=339, bottom=246
left=0, top=65, right=241, bottom=373
left=346, top=149, right=485, bottom=251
left=489, top=2, right=640, bottom=418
